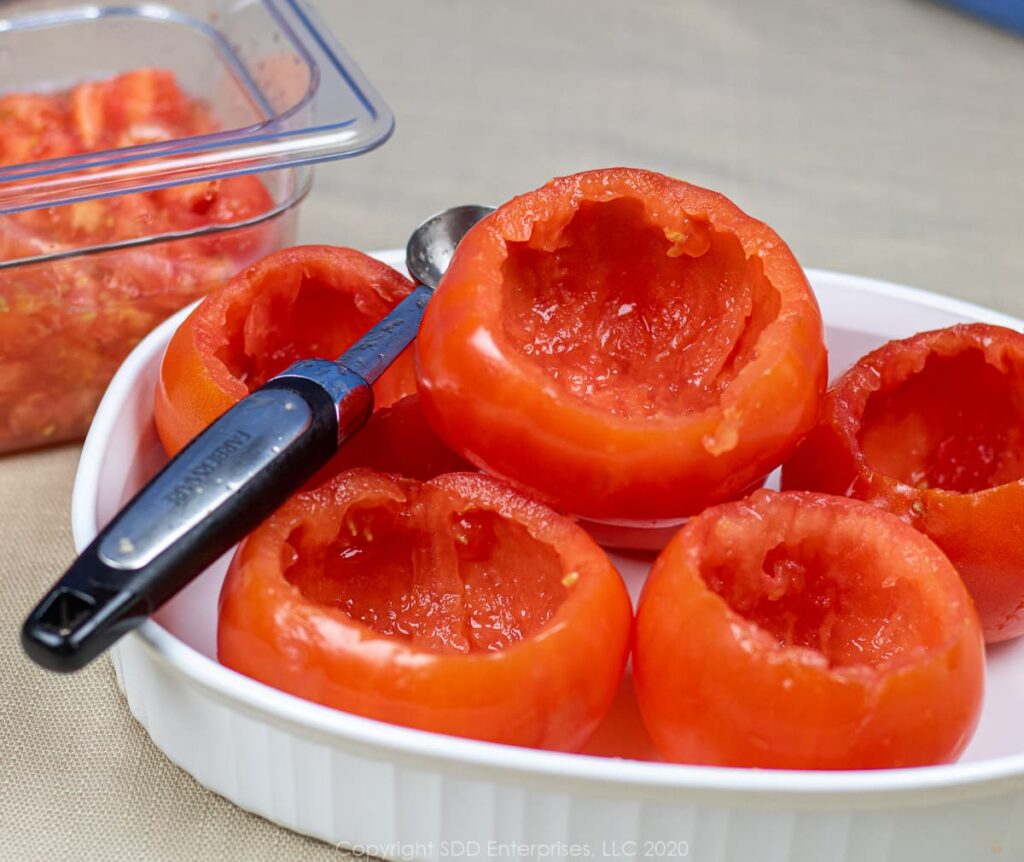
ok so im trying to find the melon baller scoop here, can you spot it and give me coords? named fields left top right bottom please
left=22, top=204, right=494, bottom=673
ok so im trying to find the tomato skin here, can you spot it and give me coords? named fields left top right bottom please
left=782, top=324, right=1024, bottom=642
left=217, top=470, right=633, bottom=750
left=415, top=168, right=827, bottom=521
left=634, top=490, right=984, bottom=770
left=318, top=394, right=472, bottom=483
left=155, top=246, right=418, bottom=456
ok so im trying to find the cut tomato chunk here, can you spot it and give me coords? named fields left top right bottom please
left=416, top=168, right=827, bottom=521
left=634, top=489, right=984, bottom=769
left=218, top=470, right=633, bottom=750
left=0, top=93, right=76, bottom=162
left=155, top=246, right=418, bottom=456
left=70, top=68, right=199, bottom=148
left=783, top=323, right=1024, bottom=642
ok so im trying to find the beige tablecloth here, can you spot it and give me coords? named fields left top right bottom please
left=3, top=1, right=1023, bottom=858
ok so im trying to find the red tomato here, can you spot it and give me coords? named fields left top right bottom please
left=416, top=168, right=827, bottom=521
left=783, top=323, right=1024, bottom=642
left=321, top=394, right=472, bottom=482
left=154, top=246, right=418, bottom=456
left=218, top=470, right=633, bottom=750
left=634, top=489, right=984, bottom=770
left=578, top=672, right=660, bottom=762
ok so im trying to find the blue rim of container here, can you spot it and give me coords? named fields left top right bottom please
left=935, top=0, right=1024, bottom=38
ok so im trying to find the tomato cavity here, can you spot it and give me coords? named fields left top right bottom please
left=283, top=487, right=569, bottom=654
left=858, top=346, right=1024, bottom=493
left=213, top=273, right=374, bottom=392
left=697, top=502, right=946, bottom=668
left=500, top=197, right=781, bottom=418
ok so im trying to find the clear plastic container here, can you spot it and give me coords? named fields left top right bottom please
left=0, top=0, right=394, bottom=453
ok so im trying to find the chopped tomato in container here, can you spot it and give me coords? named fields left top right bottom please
left=0, top=70, right=282, bottom=453
left=415, top=167, right=827, bottom=521
left=218, top=470, right=633, bottom=750
left=783, top=323, right=1024, bottom=642
left=0, top=6, right=394, bottom=455
left=634, top=489, right=984, bottom=770
left=154, top=246, right=419, bottom=457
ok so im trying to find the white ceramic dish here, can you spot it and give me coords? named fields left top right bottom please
left=73, top=251, right=1024, bottom=862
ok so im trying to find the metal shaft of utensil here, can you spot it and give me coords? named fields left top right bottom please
left=339, top=285, right=432, bottom=382
left=19, top=287, right=435, bottom=673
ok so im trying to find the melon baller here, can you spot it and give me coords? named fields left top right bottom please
left=22, top=204, right=494, bottom=672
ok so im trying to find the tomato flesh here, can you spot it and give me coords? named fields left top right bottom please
left=285, top=488, right=567, bottom=654
left=700, top=516, right=946, bottom=668
left=501, top=197, right=781, bottom=418
left=858, top=346, right=1024, bottom=493
left=783, top=323, right=1024, bottom=642
left=218, top=470, right=633, bottom=749
left=156, top=246, right=418, bottom=456
left=634, top=489, right=984, bottom=769
left=213, top=266, right=394, bottom=393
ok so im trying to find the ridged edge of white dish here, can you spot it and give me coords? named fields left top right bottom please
left=108, top=634, right=1024, bottom=862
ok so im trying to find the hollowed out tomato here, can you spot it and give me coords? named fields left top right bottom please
left=634, top=490, right=984, bottom=770
left=155, top=246, right=418, bottom=456
left=783, top=323, right=1024, bottom=642
left=415, top=168, right=827, bottom=521
left=218, top=470, right=633, bottom=750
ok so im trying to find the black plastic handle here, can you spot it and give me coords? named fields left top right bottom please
left=22, top=365, right=372, bottom=673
